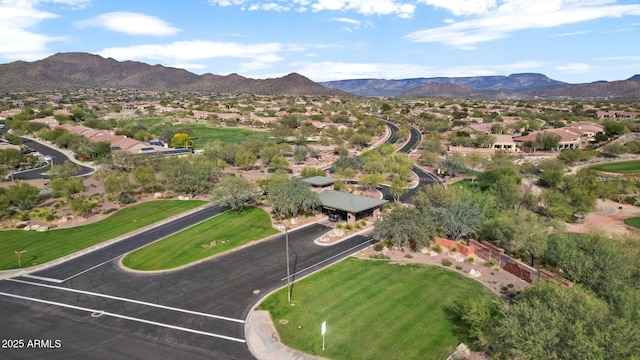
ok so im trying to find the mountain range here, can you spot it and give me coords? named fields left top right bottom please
left=1, top=52, right=639, bottom=100
left=0, top=52, right=344, bottom=96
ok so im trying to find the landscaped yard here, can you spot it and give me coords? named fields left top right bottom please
left=121, top=206, right=278, bottom=270
left=259, top=257, right=497, bottom=360
left=590, top=160, right=640, bottom=173
left=0, top=200, right=207, bottom=270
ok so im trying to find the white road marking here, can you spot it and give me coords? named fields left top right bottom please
left=0, top=291, right=246, bottom=343
left=61, top=257, right=118, bottom=282
left=8, top=278, right=244, bottom=324
left=281, top=238, right=372, bottom=281
left=23, top=274, right=64, bottom=283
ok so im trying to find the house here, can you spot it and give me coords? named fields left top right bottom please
left=513, top=128, right=582, bottom=151
left=492, top=134, right=519, bottom=152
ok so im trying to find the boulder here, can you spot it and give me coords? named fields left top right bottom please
left=469, top=269, right=481, bottom=278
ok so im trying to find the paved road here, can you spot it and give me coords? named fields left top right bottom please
left=0, top=215, right=374, bottom=359
left=10, top=136, right=93, bottom=180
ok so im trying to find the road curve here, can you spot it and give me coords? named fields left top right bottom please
left=10, top=136, right=94, bottom=180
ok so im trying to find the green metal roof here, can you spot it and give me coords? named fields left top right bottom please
left=302, top=176, right=338, bottom=187
left=319, top=190, right=388, bottom=213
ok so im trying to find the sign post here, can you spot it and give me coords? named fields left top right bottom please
left=321, top=321, right=326, bottom=351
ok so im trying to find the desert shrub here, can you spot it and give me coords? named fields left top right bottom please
left=441, top=259, right=452, bottom=267
left=373, top=243, right=384, bottom=252
left=404, top=253, right=413, bottom=259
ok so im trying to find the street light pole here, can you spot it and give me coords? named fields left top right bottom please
left=285, top=220, right=291, bottom=305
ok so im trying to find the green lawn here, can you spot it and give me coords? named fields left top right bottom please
left=259, top=258, right=497, bottom=360
left=624, top=217, right=640, bottom=229
left=0, top=200, right=207, bottom=270
left=121, top=206, right=278, bottom=270
left=185, top=125, right=271, bottom=148
left=590, top=160, right=640, bottom=174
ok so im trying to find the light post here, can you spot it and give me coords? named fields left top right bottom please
left=284, top=219, right=291, bottom=305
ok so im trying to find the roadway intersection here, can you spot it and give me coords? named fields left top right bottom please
left=0, top=220, right=375, bottom=359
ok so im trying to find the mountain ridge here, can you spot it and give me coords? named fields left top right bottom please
left=0, top=52, right=345, bottom=96
left=1, top=52, right=639, bottom=99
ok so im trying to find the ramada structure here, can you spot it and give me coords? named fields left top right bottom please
left=302, top=176, right=388, bottom=224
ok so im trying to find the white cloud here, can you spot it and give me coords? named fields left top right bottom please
left=208, top=0, right=246, bottom=6
left=291, top=60, right=551, bottom=81
left=75, top=12, right=180, bottom=36
left=554, top=62, right=596, bottom=73
left=419, top=0, right=497, bottom=16
left=249, top=2, right=291, bottom=11
left=99, top=40, right=284, bottom=65
left=0, top=0, right=65, bottom=60
left=312, top=0, right=415, bottom=18
left=552, top=30, right=591, bottom=37
left=208, top=0, right=415, bottom=17
left=407, top=0, right=640, bottom=48
left=168, top=63, right=208, bottom=71
left=332, top=17, right=361, bottom=25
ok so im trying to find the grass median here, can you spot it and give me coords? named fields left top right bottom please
left=0, top=200, right=207, bottom=270
left=121, top=206, right=279, bottom=271
left=259, top=258, right=497, bottom=360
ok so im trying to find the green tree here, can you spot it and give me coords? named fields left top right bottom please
left=6, top=181, right=40, bottom=210
left=373, top=206, right=434, bottom=250
left=132, top=165, right=157, bottom=192
left=433, top=197, right=483, bottom=241
left=390, top=175, right=406, bottom=201
left=535, top=132, right=560, bottom=150
left=267, top=177, right=321, bottom=218
left=211, top=175, right=259, bottom=212
left=359, top=172, right=385, bottom=191
left=299, top=167, right=325, bottom=178
left=438, top=154, right=467, bottom=177
left=69, top=194, right=99, bottom=218
left=234, top=151, right=257, bottom=169
left=412, top=184, right=453, bottom=212
left=104, top=173, right=132, bottom=198
left=488, top=282, right=618, bottom=360
left=50, top=177, right=84, bottom=199
left=160, top=156, right=220, bottom=198
left=269, top=155, right=290, bottom=173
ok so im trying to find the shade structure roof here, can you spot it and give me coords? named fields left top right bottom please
left=302, top=176, right=339, bottom=187
left=319, top=190, right=388, bottom=213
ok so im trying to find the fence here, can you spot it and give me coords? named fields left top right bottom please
left=449, top=239, right=574, bottom=287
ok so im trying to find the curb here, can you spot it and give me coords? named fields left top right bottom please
left=0, top=202, right=216, bottom=280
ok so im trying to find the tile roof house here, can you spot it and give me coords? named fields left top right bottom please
left=492, top=134, right=519, bottom=152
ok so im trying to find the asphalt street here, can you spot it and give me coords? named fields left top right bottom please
left=11, top=136, right=93, bottom=180
left=0, top=220, right=375, bottom=359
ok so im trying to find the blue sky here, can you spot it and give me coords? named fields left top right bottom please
left=1, top=0, right=640, bottom=83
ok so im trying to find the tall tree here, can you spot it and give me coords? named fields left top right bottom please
left=268, top=177, right=321, bottom=219
left=433, top=198, right=483, bottom=241
left=211, top=175, right=259, bottom=212
left=373, top=206, right=434, bottom=250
